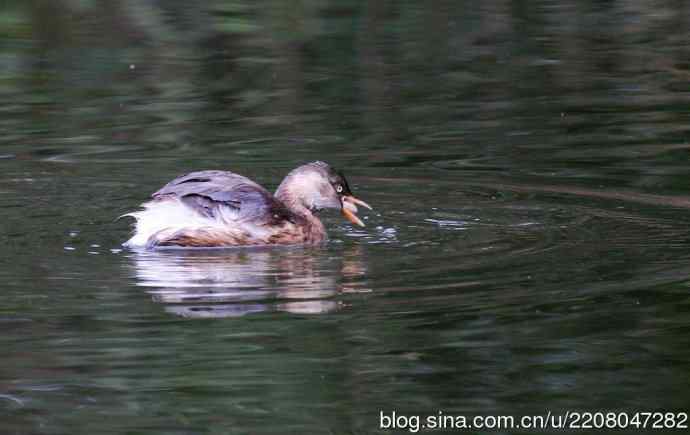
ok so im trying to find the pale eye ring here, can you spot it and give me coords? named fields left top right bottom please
left=336, top=185, right=343, bottom=193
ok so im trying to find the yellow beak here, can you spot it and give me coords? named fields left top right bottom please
left=341, top=195, right=372, bottom=227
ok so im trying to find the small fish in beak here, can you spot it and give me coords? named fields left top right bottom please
left=341, top=195, right=372, bottom=227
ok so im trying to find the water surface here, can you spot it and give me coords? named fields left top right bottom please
left=2, top=1, right=690, bottom=434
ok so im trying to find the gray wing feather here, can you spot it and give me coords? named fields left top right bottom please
left=152, top=170, right=277, bottom=222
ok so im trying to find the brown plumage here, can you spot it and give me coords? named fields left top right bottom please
left=123, top=161, right=372, bottom=249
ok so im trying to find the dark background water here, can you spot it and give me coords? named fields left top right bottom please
left=2, top=1, right=690, bottom=434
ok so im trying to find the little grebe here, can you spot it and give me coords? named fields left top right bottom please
left=123, top=161, right=372, bottom=249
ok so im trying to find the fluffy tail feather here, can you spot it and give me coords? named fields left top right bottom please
left=122, top=198, right=228, bottom=248
left=122, top=197, right=255, bottom=248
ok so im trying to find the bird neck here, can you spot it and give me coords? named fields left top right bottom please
left=276, top=184, right=305, bottom=212
left=275, top=188, right=326, bottom=242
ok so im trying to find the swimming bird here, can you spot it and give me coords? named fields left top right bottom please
left=123, top=161, right=372, bottom=249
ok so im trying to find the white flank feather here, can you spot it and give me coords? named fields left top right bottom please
left=122, top=197, right=234, bottom=248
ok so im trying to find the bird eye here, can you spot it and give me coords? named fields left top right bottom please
left=336, top=185, right=343, bottom=193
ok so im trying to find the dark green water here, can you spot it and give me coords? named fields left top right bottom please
left=2, top=1, right=690, bottom=434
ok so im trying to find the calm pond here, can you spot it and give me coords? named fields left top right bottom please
left=1, top=1, right=690, bottom=434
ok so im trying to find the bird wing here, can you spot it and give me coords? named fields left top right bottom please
left=152, top=170, right=280, bottom=222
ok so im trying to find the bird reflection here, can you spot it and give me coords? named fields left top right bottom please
left=127, top=246, right=368, bottom=318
